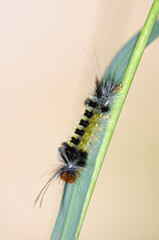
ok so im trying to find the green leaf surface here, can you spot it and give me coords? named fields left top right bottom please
left=51, top=3, right=159, bottom=239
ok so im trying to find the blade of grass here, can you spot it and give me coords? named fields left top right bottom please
left=76, top=1, right=159, bottom=238
left=51, top=1, right=159, bottom=239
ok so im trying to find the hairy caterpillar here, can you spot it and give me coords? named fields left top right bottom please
left=35, top=73, right=120, bottom=206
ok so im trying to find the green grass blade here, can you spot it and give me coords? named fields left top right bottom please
left=51, top=1, right=159, bottom=239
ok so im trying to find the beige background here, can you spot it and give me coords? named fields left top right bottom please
left=1, top=0, right=159, bottom=239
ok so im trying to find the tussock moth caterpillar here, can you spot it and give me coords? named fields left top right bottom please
left=35, top=69, right=120, bottom=206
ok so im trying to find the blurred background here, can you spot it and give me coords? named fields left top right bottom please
left=0, top=0, right=159, bottom=239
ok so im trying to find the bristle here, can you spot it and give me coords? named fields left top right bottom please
left=79, top=119, right=89, bottom=128
left=75, top=128, right=85, bottom=136
left=85, top=99, right=97, bottom=108
left=95, top=79, right=103, bottom=98
left=101, top=105, right=110, bottom=113
left=70, top=137, right=80, bottom=145
left=84, top=110, right=94, bottom=118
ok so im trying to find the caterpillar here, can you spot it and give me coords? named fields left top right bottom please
left=35, top=74, right=120, bottom=206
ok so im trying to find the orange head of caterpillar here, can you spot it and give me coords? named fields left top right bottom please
left=60, top=170, right=80, bottom=183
